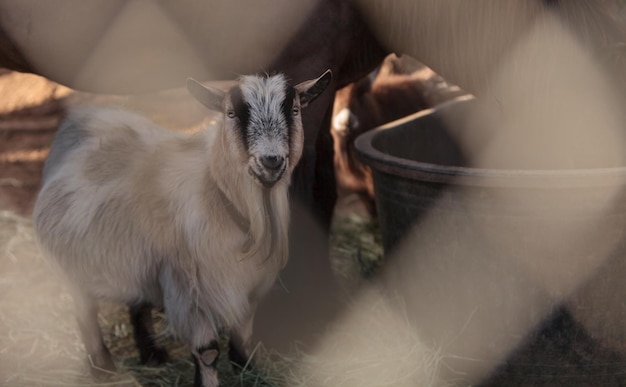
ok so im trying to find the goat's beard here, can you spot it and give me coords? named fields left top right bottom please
left=240, top=175, right=290, bottom=269
left=262, top=188, right=278, bottom=261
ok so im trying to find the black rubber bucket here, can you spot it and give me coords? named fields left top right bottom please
left=355, top=97, right=626, bottom=385
left=356, top=96, right=626, bottom=257
left=355, top=97, right=472, bottom=254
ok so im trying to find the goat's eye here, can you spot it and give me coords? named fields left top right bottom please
left=292, top=106, right=300, bottom=116
left=226, top=110, right=235, bottom=119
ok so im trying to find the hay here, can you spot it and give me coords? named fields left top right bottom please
left=330, top=211, right=384, bottom=285
left=285, top=286, right=446, bottom=387
left=0, top=211, right=94, bottom=386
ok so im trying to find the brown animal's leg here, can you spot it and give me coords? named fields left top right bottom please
left=72, top=290, right=116, bottom=379
left=128, top=302, right=169, bottom=365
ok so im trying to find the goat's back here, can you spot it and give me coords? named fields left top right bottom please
left=33, top=107, right=217, bottom=304
left=33, top=108, right=182, bottom=298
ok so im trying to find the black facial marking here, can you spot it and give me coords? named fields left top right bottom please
left=282, top=85, right=296, bottom=148
left=230, top=86, right=250, bottom=151
left=281, top=85, right=296, bottom=130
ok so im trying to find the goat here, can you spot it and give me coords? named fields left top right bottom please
left=32, top=70, right=332, bottom=387
left=332, top=54, right=466, bottom=215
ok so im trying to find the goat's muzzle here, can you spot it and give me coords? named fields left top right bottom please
left=250, top=155, right=287, bottom=188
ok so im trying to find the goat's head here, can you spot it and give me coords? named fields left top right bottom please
left=187, top=70, right=332, bottom=188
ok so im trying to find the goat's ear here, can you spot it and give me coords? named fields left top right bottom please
left=295, top=69, right=332, bottom=108
left=187, top=78, right=225, bottom=112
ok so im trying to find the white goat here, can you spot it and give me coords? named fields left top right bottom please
left=33, top=70, right=332, bottom=387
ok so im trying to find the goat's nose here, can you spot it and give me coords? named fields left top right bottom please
left=260, top=155, right=284, bottom=170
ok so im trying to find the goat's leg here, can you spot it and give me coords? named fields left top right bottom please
left=162, top=269, right=220, bottom=387
left=183, top=316, right=219, bottom=387
left=229, top=310, right=256, bottom=371
left=72, top=290, right=116, bottom=379
left=228, top=333, right=249, bottom=371
left=192, top=338, right=220, bottom=387
left=128, top=302, right=169, bottom=365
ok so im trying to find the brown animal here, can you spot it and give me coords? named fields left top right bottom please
left=331, top=54, right=466, bottom=215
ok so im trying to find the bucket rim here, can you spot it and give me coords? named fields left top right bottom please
left=354, top=97, right=626, bottom=188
